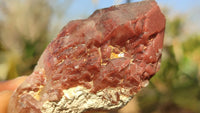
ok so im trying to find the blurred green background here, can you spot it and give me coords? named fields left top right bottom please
left=0, top=0, right=200, bottom=113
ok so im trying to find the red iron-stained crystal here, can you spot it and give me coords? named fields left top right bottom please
left=8, top=1, right=165, bottom=113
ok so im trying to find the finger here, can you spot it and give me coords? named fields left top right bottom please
left=0, top=76, right=27, bottom=92
left=0, top=76, right=27, bottom=113
left=0, top=91, right=13, bottom=113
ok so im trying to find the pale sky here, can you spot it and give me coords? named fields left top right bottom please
left=51, top=0, right=200, bottom=36
left=65, top=0, right=200, bottom=18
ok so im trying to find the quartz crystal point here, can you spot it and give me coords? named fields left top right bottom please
left=8, top=0, right=166, bottom=113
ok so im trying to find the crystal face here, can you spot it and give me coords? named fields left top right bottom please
left=8, top=1, right=166, bottom=113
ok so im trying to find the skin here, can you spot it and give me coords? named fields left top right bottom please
left=0, top=76, right=27, bottom=113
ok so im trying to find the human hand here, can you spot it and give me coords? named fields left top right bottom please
left=0, top=76, right=27, bottom=113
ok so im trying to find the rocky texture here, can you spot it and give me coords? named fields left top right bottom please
left=8, top=0, right=165, bottom=113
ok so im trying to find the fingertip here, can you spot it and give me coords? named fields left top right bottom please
left=0, top=76, right=27, bottom=91
left=12, top=76, right=27, bottom=87
left=0, top=91, right=13, bottom=113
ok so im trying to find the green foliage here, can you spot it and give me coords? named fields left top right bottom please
left=183, top=34, right=200, bottom=53
left=137, top=15, right=200, bottom=113
left=166, top=17, right=183, bottom=37
left=0, top=1, right=199, bottom=113
left=0, top=0, right=51, bottom=80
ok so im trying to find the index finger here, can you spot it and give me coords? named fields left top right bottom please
left=0, top=76, right=27, bottom=113
left=0, top=76, right=27, bottom=92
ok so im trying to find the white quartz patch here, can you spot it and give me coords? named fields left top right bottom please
left=41, top=86, right=133, bottom=113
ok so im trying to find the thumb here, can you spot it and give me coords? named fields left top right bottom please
left=0, top=76, right=27, bottom=113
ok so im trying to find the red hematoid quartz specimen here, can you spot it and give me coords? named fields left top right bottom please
left=8, top=0, right=165, bottom=113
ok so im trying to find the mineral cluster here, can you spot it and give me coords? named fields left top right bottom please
left=8, top=0, right=165, bottom=113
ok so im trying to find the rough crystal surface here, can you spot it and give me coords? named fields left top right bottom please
left=8, top=0, right=166, bottom=113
